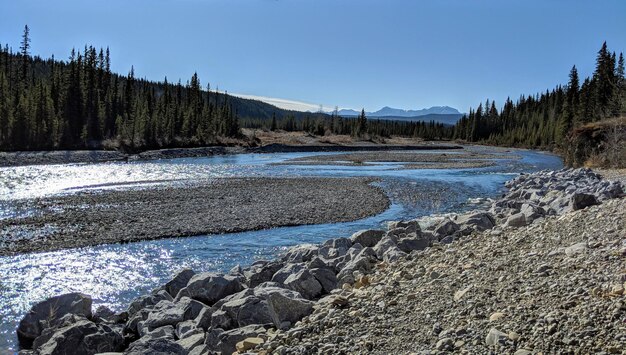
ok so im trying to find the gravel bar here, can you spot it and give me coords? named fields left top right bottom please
left=0, top=177, right=389, bottom=256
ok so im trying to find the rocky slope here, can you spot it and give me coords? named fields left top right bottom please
left=14, top=169, right=624, bottom=355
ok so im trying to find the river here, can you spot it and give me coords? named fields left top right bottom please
left=0, top=146, right=562, bottom=350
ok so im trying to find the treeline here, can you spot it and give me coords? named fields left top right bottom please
left=0, top=26, right=244, bottom=151
left=242, top=109, right=452, bottom=140
left=454, top=42, right=625, bottom=152
left=0, top=26, right=452, bottom=152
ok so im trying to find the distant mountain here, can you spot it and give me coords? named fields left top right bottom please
left=369, top=113, right=463, bottom=126
left=337, top=106, right=461, bottom=118
left=336, top=106, right=463, bottom=125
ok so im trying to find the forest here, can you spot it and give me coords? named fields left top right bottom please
left=0, top=26, right=624, bottom=166
left=0, top=26, right=451, bottom=152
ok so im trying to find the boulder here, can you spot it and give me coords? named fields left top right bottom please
left=189, top=344, right=211, bottom=355
left=387, top=220, right=420, bottom=234
left=382, top=246, right=408, bottom=263
left=283, top=269, right=323, bottom=300
left=142, top=297, right=204, bottom=331
left=175, top=320, right=197, bottom=339
left=309, top=267, right=338, bottom=293
left=505, top=213, right=527, bottom=228
left=243, top=261, right=283, bottom=288
left=336, top=247, right=377, bottom=285
left=325, top=237, right=352, bottom=250
left=396, top=233, right=430, bottom=253
left=176, top=332, right=205, bottom=351
left=281, top=244, right=319, bottom=263
left=194, top=307, right=213, bottom=330
left=455, top=211, right=496, bottom=231
left=570, top=192, right=598, bottom=210
left=18, top=292, right=93, bottom=347
left=140, top=325, right=175, bottom=340
left=164, top=269, right=195, bottom=298
left=271, top=263, right=306, bottom=284
left=350, top=230, right=384, bottom=248
left=432, top=218, right=459, bottom=238
left=266, top=291, right=313, bottom=329
left=211, top=287, right=307, bottom=331
left=32, top=315, right=123, bottom=355
left=373, top=235, right=398, bottom=259
left=180, top=273, right=245, bottom=305
left=125, top=337, right=187, bottom=355
left=127, top=290, right=173, bottom=318
left=213, top=325, right=267, bottom=354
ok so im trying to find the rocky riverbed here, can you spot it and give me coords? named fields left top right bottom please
left=13, top=168, right=624, bottom=354
left=0, top=177, right=389, bottom=256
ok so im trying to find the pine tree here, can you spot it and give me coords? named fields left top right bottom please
left=19, top=25, right=30, bottom=84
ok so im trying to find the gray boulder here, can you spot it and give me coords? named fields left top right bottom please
left=194, top=307, right=213, bottom=330
left=164, top=269, right=195, bottom=298
left=324, top=237, right=352, bottom=250
left=141, top=297, right=204, bottom=331
left=432, top=218, right=459, bottom=238
left=127, top=290, right=173, bottom=318
left=396, top=233, right=430, bottom=253
left=271, top=263, right=306, bottom=284
left=281, top=244, right=319, bottom=263
left=176, top=332, right=205, bottom=351
left=32, top=315, right=123, bottom=355
left=570, top=192, right=598, bottom=210
left=243, top=261, right=283, bottom=288
left=211, top=286, right=307, bottom=331
left=455, top=211, right=496, bottom=231
left=505, top=212, right=527, bottom=227
left=125, top=337, right=186, bottom=355
left=180, top=272, right=245, bottom=305
left=388, top=220, right=420, bottom=235
left=382, top=245, right=407, bottom=263
left=337, top=247, right=377, bottom=285
left=283, top=269, right=323, bottom=300
left=266, top=291, right=313, bottom=330
left=212, top=325, right=267, bottom=354
left=18, top=292, right=93, bottom=347
left=373, top=235, right=398, bottom=259
left=309, top=267, right=338, bottom=293
left=350, top=229, right=385, bottom=247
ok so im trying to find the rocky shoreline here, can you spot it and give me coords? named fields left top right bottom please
left=0, top=177, right=389, bottom=256
left=13, top=168, right=625, bottom=354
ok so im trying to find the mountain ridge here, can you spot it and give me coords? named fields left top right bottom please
left=337, top=105, right=461, bottom=118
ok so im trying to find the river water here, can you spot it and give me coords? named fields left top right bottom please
left=0, top=147, right=562, bottom=350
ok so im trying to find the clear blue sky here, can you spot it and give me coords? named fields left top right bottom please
left=1, top=0, right=625, bottom=112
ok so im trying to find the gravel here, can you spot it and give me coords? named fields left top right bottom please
left=0, top=177, right=389, bottom=256
left=266, top=174, right=626, bottom=354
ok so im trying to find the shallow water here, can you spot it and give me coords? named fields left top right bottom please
left=0, top=147, right=562, bottom=350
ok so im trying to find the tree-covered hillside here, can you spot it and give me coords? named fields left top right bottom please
left=0, top=26, right=454, bottom=151
left=454, top=42, right=625, bottom=166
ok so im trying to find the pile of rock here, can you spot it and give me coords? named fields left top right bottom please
left=15, top=168, right=624, bottom=354
left=495, top=168, right=623, bottom=227
left=263, top=190, right=626, bottom=353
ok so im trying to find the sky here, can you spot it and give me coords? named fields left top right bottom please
left=1, top=0, right=625, bottom=113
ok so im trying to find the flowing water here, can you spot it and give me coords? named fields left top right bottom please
left=0, top=147, right=562, bottom=350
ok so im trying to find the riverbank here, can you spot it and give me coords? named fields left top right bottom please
left=0, top=177, right=389, bottom=256
left=0, top=141, right=462, bottom=167
left=13, top=168, right=624, bottom=354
